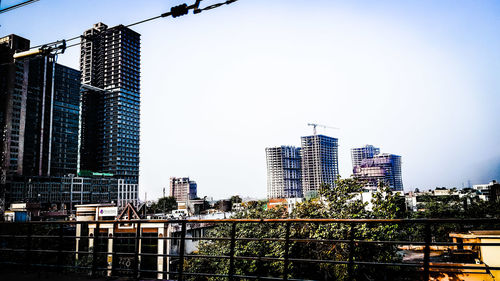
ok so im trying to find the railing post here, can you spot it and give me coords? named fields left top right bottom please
left=133, top=222, right=141, bottom=279
left=347, top=222, right=355, bottom=281
left=91, top=222, right=100, bottom=277
left=423, top=222, right=431, bottom=281
left=178, top=221, right=187, bottom=281
left=57, top=223, right=64, bottom=272
left=25, top=223, right=33, bottom=271
left=283, top=222, right=291, bottom=281
left=257, top=235, right=263, bottom=280
left=228, top=222, right=237, bottom=281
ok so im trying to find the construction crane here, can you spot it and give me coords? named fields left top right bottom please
left=307, top=123, right=339, bottom=135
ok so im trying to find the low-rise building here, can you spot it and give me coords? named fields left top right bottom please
left=473, top=180, right=500, bottom=202
left=6, top=174, right=138, bottom=213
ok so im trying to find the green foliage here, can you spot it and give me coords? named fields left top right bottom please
left=186, top=206, right=288, bottom=280
left=410, top=190, right=500, bottom=242
left=148, top=196, right=177, bottom=214
left=413, top=190, right=500, bottom=219
left=230, top=195, right=242, bottom=204
left=185, top=178, right=406, bottom=281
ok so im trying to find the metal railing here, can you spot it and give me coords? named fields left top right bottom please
left=0, top=218, right=499, bottom=281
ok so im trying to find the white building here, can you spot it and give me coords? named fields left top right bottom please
left=117, top=179, right=139, bottom=208
left=473, top=180, right=499, bottom=202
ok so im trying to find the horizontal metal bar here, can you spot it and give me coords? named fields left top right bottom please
left=1, top=218, right=499, bottom=224
left=3, top=234, right=499, bottom=247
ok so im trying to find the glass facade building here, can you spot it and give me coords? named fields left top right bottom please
left=1, top=34, right=81, bottom=209
left=80, top=23, right=141, bottom=185
left=8, top=175, right=119, bottom=209
left=49, top=64, right=81, bottom=176
left=266, top=146, right=302, bottom=198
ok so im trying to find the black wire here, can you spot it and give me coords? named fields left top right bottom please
left=66, top=42, right=81, bottom=49
left=28, top=0, right=238, bottom=51
left=126, top=15, right=163, bottom=28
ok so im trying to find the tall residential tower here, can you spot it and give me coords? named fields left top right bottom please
left=1, top=34, right=81, bottom=209
left=79, top=23, right=141, bottom=184
left=266, top=146, right=302, bottom=198
left=301, top=135, right=339, bottom=195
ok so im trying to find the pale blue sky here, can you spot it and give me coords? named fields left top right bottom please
left=2, top=0, right=499, bottom=199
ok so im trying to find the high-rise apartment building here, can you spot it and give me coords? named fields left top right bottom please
left=1, top=35, right=80, bottom=179
left=301, top=135, right=339, bottom=195
left=351, top=145, right=380, bottom=168
left=1, top=35, right=30, bottom=182
left=79, top=23, right=141, bottom=185
left=353, top=153, right=403, bottom=191
left=1, top=34, right=81, bottom=210
left=266, top=146, right=302, bottom=198
left=170, top=177, right=197, bottom=202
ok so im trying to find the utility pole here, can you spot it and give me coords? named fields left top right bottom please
left=163, top=187, right=166, bottom=214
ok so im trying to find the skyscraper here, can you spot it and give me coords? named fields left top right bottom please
left=266, top=146, right=302, bottom=198
left=0, top=35, right=80, bottom=179
left=1, top=34, right=81, bottom=209
left=49, top=64, right=81, bottom=176
left=351, top=145, right=380, bottom=168
left=17, top=56, right=81, bottom=178
left=170, top=177, right=197, bottom=202
left=301, top=135, right=339, bottom=195
left=353, top=153, right=403, bottom=191
left=79, top=23, right=141, bottom=184
left=0, top=35, right=30, bottom=210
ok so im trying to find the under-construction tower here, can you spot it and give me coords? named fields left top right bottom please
left=300, top=134, right=339, bottom=195
left=266, top=146, right=302, bottom=198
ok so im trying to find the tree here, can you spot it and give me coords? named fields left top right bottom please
left=147, top=196, right=177, bottom=214
left=185, top=178, right=405, bottom=281
left=230, top=195, right=242, bottom=204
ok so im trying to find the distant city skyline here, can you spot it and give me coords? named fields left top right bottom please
left=2, top=0, right=499, bottom=199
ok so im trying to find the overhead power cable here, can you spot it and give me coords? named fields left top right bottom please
left=27, top=0, right=239, bottom=52
left=0, top=0, right=40, bottom=14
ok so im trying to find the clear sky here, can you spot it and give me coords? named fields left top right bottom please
left=2, top=0, right=499, bottom=200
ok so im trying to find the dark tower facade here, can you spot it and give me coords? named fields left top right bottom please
left=1, top=34, right=81, bottom=209
left=80, top=23, right=141, bottom=184
left=0, top=35, right=31, bottom=211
